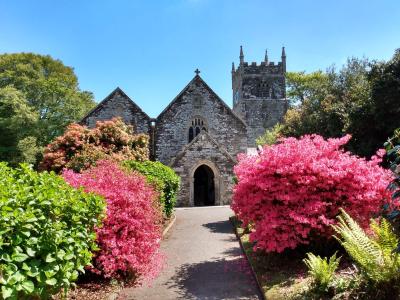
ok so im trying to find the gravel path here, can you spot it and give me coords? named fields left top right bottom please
left=121, top=206, right=262, bottom=300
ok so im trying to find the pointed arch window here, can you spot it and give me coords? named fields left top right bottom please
left=188, top=117, right=207, bottom=143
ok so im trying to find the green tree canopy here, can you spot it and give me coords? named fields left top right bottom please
left=0, top=53, right=95, bottom=150
left=0, top=86, right=39, bottom=165
left=365, top=49, right=400, bottom=156
left=277, top=56, right=385, bottom=157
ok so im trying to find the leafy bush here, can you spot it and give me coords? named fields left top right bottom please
left=0, top=163, right=105, bottom=299
left=332, top=209, right=400, bottom=284
left=384, top=128, right=400, bottom=221
left=231, top=134, right=392, bottom=253
left=123, top=160, right=180, bottom=218
left=303, top=252, right=340, bottom=291
left=40, top=117, right=149, bottom=173
left=63, top=160, right=164, bottom=282
left=256, top=123, right=283, bottom=146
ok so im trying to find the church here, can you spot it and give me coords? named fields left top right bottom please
left=81, top=47, right=288, bottom=206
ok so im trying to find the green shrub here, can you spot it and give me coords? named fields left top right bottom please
left=332, top=209, right=400, bottom=284
left=256, top=123, right=283, bottom=146
left=303, top=252, right=340, bottom=291
left=384, top=128, right=400, bottom=222
left=123, top=160, right=180, bottom=217
left=0, top=163, right=105, bottom=299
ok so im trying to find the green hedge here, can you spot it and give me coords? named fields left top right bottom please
left=123, top=160, right=180, bottom=217
left=0, top=163, right=105, bottom=299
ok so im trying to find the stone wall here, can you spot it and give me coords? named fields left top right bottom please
left=234, top=98, right=288, bottom=146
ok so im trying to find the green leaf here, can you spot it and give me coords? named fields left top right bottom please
left=1, top=253, right=11, bottom=262
left=13, top=271, right=25, bottom=282
left=26, top=247, right=36, bottom=257
left=71, top=270, right=79, bottom=280
left=45, top=254, right=56, bottom=263
left=64, top=253, right=75, bottom=260
left=21, top=231, right=31, bottom=237
left=22, top=263, right=31, bottom=271
left=45, top=278, right=57, bottom=286
left=21, top=280, right=34, bottom=293
left=26, top=216, right=38, bottom=223
left=12, top=253, right=28, bottom=262
left=27, top=237, right=38, bottom=246
left=1, top=286, right=13, bottom=299
left=57, top=249, right=65, bottom=259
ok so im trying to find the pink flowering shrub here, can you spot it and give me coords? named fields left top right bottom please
left=63, top=160, right=163, bottom=282
left=232, top=134, right=392, bottom=253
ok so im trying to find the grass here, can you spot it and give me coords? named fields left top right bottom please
left=230, top=216, right=311, bottom=299
left=230, top=216, right=364, bottom=300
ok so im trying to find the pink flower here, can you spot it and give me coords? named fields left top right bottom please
left=232, top=135, right=392, bottom=253
left=63, top=160, right=164, bottom=283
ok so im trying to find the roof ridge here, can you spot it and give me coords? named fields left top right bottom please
left=157, top=75, right=247, bottom=128
left=80, top=87, right=150, bottom=123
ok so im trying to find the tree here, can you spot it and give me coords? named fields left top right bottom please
left=0, top=53, right=95, bottom=148
left=279, top=57, right=375, bottom=157
left=286, top=70, right=331, bottom=106
left=363, top=49, right=400, bottom=157
left=0, top=86, right=39, bottom=165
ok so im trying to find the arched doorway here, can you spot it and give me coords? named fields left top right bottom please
left=193, top=165, right=215, bottom=206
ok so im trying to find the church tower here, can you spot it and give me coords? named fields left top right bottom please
left=232, top=46, right=288, bottom=146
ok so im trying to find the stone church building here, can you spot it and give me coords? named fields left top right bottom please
left=81, top=47, right=288, bottom=206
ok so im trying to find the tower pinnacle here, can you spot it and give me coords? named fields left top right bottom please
left=281, top=46, right=286, bottom=72
left=264, top=49, right=268, bottom=63
left=232, top=62, right=235, bottom=73
left=239, top=45, right=244, bottom=64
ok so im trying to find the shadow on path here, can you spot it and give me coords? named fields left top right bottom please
left=167, top=257, right=261, bottom=300
left=202, top=220, right=234, bottom=234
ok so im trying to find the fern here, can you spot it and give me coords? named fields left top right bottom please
left=332, top=209, right=400, bottom=283
left=303, top=252, right=341, bottom=291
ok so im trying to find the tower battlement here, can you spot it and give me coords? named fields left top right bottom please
left=232, top=46, right=288, bottom=146
left=232, top=47, right=286, bottom=76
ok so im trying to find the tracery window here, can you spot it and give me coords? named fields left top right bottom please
left=188, top=118, right=207, bottom=142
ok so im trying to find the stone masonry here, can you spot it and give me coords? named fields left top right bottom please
left=232, top=46, right=288, bottom=146
left=81, top=47, right=288, bottom=206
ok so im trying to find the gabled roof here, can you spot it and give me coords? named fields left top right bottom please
left=169, top=130, right=236, bottom=167
left=80, top=87, right=151, bottom=124
left=157, top=74, right=247, bottom=127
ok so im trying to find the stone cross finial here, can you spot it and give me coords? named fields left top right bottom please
left=195, top=68, right=201, bottom=75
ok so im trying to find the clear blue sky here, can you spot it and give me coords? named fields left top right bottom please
left=1, top=0, right=399, bottom=117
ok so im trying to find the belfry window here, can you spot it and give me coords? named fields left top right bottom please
left=259, top=81, right=270, bottom=98
left=188, top=118, right=207, bottom=142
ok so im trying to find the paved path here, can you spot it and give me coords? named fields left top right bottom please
left=121, top=206, right=262, bottom=300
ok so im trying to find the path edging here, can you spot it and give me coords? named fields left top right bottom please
left=162, top=213, right=176, bottom=237
left=230, top=216, right=266, bottom=300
